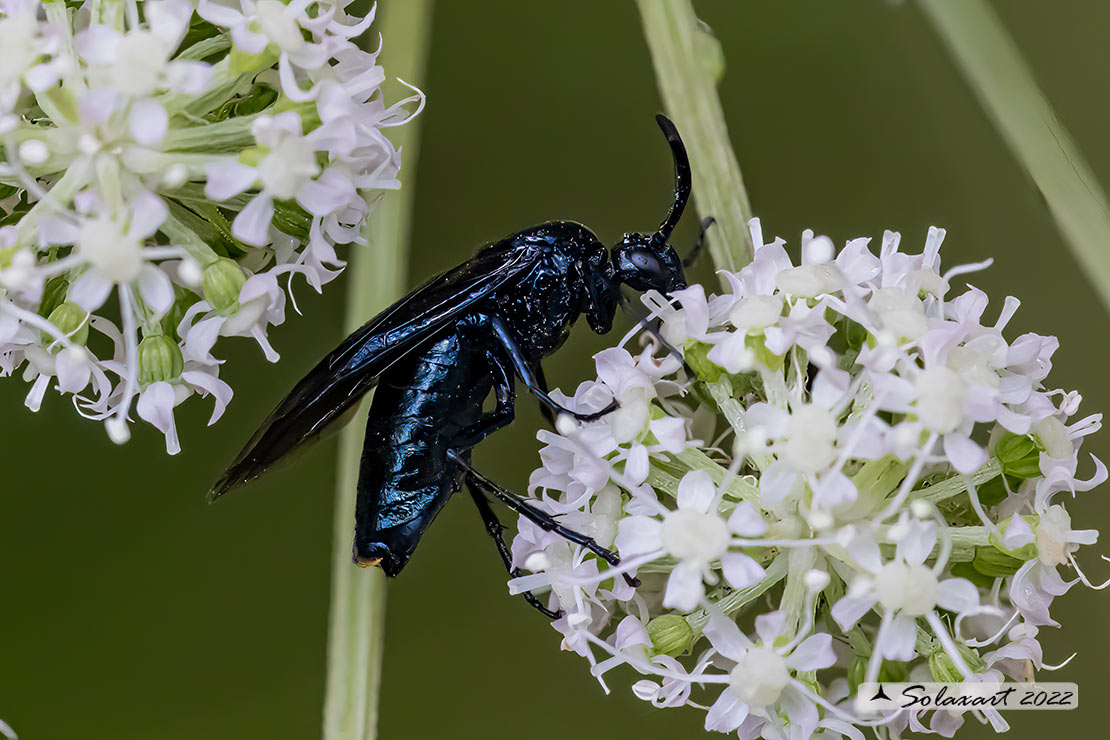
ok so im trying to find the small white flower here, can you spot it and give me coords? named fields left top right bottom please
left=616, top=469, right=764, bottom=612
left=514, top=220, right=1106, bottom=737
left=0, top=0, right=419, bottom=452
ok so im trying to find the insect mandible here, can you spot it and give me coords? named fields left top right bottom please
left=210, top=115, right=705, bottom=616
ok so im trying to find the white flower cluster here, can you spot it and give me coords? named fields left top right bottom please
left=511, top=220, right=1107, bottom=738
left=0, top=0, right=418, bottom=452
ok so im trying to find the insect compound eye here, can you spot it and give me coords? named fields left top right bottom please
left=629, top=248, right=661, bottom=276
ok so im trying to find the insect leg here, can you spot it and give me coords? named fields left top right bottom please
left=465, top=481, right=562, bottom=618
left=453, top=348, right=517, bottom=448
left=683, top=216, right=716, bottom=268
left=533, top=362, right=556, bottom=428
left=483, top=313, right=618, bottom=422
left=448, top=450, right=640, bottom=587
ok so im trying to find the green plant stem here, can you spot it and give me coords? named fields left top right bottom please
left=919, top=0, right=1110, bottom=314
left=322, top=3, right=433, bottom=740
left=635, top=0, right=754, bottom=272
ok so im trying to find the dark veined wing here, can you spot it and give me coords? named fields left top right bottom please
left=209, top=240, right=542, bottom=499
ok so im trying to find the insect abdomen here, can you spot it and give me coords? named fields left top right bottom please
left=353, top=330, right=491, bottom=575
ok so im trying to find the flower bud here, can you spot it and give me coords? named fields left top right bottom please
left=928, top=650, right=962, bottom=683
left=202, top=257, right=246, bottom=315
left=138, top=334, right=184, bottom=385
left=684, top=339, right=724, bottom=383
left=44, top=301, right=89, bottom=347
left=39, top=275, right=69, bottom=319
left=647, top=614, right=694, bottom=657
left=929, top=643, right=986, bottom=682
left=848, top=655, right=908, bottom=692
left=972, top=545, right=1028, bottom=577
left=994, top=431, right=1040, bottom=479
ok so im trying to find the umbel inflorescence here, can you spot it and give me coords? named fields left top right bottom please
left=511, top=220, right=1106, bottom=738
left=0, top=0, right=419, bottom=452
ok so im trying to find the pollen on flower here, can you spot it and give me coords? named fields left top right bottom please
left=0, top=0, right=421, bottom=453
left=510, top=219, right=1107, bottom=739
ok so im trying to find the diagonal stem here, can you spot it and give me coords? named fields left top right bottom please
left=919, top=0, right=1110, bottom=315
left=635, top=0, right=754, bottom=272
left=322, top=3, right=434, bottom=740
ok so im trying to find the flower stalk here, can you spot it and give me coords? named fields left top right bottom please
left=918, top=0, right=1110, bottom=315
left=322, top=3, right=434, bottom=740
left=635, top=0, right=754, bottom=272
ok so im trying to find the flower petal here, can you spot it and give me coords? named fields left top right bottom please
left=720, top=552, right=765, bottom=590
left=876, top=613, right=917, bottom=661
left=232, top=194, right=275, bottom=246
left=136, top=381, right=181, bottom=455
left=726, top=501, right=767, bottom=537
left=662, top=560, right=704, bottom=612
left=129, top=99, right=168, bottom=146
left=944, top=433, right=987, bottom=474
left=754, top=610, right=787, bottom=645
left=676, top=469, right=715, bottom=513
left=205, top=161, right=258, bottom=201
left=703, top=612, right=750, bottom=662
left=786, top=632, right=837, bottom=672
left=935, top=577, right=980, bottom=615
left=614, top=515, right=662, bottom=557
left=69, top=270, right=115, bottom=311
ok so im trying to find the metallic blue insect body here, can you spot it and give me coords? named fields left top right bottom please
left=211, top=116, right=696, bottom=615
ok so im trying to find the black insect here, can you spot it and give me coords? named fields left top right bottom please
left=210, top=115, right=701, bottom=616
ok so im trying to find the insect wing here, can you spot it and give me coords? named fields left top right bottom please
left=209, top=241, right=540, bottom=498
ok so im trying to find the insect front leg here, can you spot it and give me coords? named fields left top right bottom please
left=465, top=481, right=561, bottom=619
left=447, top=450, right=639, bottom=588
left=481, top=313, right=618, bottom=423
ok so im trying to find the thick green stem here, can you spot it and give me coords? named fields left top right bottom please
left=322, top=3, right=434, bottom=740
left=635, top=0, right=754, bottom=272
left=919, top=0, right=1110, bottom=315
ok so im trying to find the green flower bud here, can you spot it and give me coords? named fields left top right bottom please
left=138, top=334, right=184, bottom=385
left=647, top=614, right=694, bottom=657
left=950, top=561, right=995, bottom=590
left=972, top=545, right=1029, bottom=577
left=848, top=655, right=908, bottom=692
left=848, top=655, right=866, bottom=692
left=202, top=257, right=246, bottom=315
left=272, top=199, right=313, bottom=241
left=929, top=644, right=986, bottom=682
left=994, top=432, right=1041, bottom=479
left=841, top=318, right=868, bottom=351
left=684, top=339, right=724, bottom=383
left=747, top=333, right=784, bottom=372
left=39, top=275, right=69, bottom=319
left=975, top=476, right=1009, bottom=507
left=43, top=301, right=89, bottom=347
left=929, top=650, right=962, bottom=683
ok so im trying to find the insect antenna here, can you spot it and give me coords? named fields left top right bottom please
left=652, top=114, right=691, bottom=244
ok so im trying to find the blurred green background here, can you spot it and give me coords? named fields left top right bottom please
left=2, top=0, right=1108, bottom=737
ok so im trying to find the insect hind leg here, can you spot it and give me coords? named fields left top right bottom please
left=448, top=450, right=639, bottom=588
left=465, top=481, right=561, bottom=619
